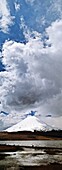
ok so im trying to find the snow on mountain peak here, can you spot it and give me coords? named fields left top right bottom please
left=5, top=115, right=47, bottom=132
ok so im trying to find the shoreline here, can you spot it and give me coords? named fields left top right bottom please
left=0, top=144, right=62, bottom=152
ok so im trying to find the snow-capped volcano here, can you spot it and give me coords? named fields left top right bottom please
left=5, top=116, right=48, bottom=132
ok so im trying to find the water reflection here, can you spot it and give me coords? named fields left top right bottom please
left=0, top=140, right=62, bottom=169
left=0, top=140, right=62, bottom=148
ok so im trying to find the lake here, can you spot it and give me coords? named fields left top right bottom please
left=0, top=140, right=62, bottom=169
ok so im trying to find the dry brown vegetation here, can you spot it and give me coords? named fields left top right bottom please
left=0, top=130, right=62, bottom=140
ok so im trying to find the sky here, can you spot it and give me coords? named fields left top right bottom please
left=0, top=0, right=62, bottom=130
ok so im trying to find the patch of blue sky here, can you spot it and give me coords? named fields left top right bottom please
left=0, top=60, right=5, bottom=72
left=0, top=0, right=61, bottom=47
left=0, top=32, right=9, bottom=46
left=17, top=0, right=60, bottom=33
left=24, top=0, right=60, bottom=33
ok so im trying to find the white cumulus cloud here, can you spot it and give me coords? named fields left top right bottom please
left=0, top=0, right=14, bottom=33
left=14, top=2, right=21, bottom=12
left=0, top=19, right=62, bottom=129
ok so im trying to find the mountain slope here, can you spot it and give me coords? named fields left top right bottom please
left=5, top=115, right=48, bottom=132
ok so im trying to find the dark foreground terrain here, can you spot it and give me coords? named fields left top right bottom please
left=0, top=164, right=62, bottom=170
left=16, top=164, right=62, bottom=170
